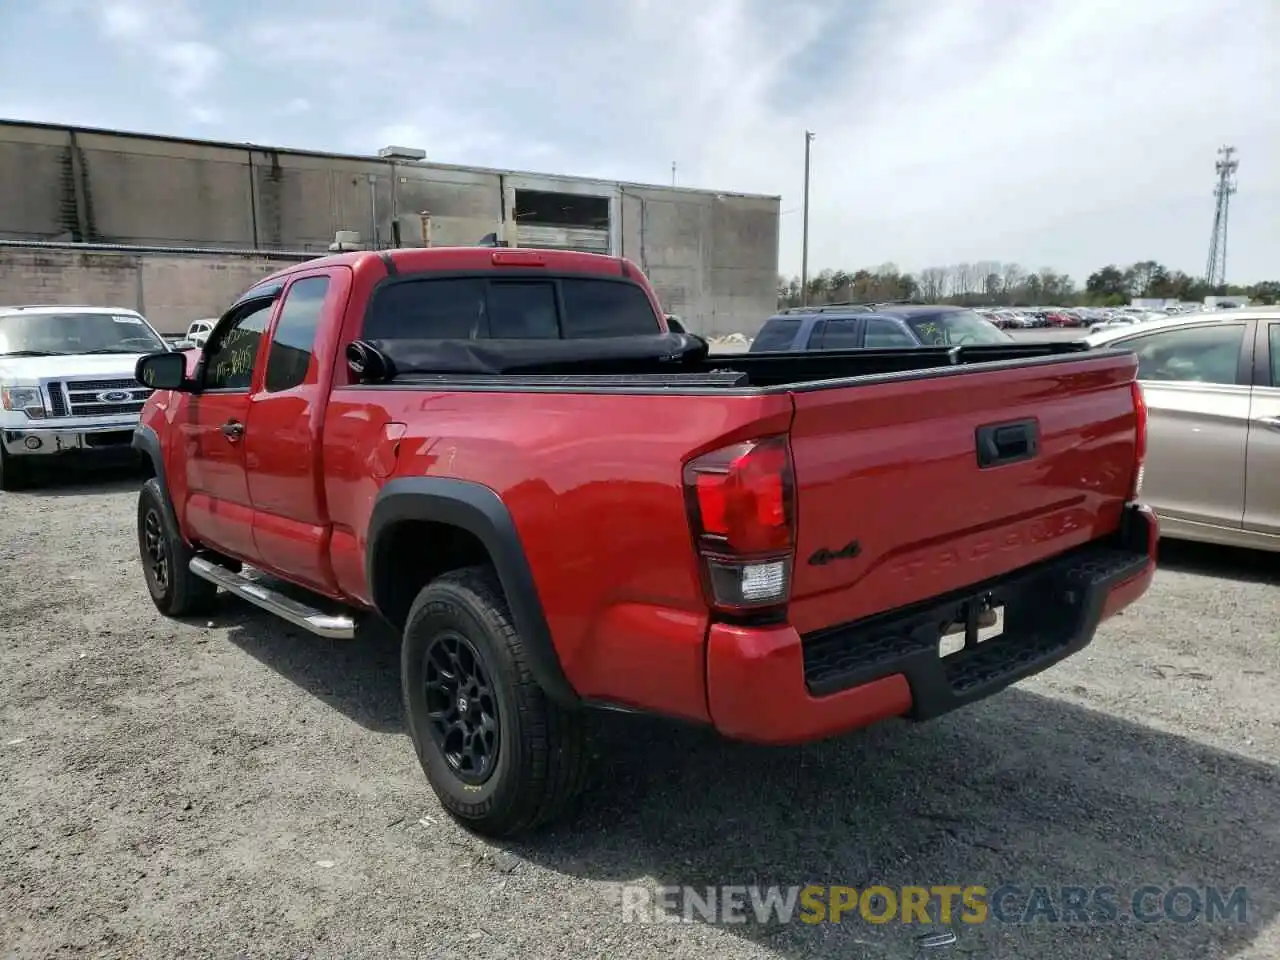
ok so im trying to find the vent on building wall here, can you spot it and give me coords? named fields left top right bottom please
left=329, top=230, right=364, bottom=252
left=378, top=145, right=427, bottom=161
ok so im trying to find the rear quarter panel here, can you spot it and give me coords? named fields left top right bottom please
left=322, top=387, right=793, bottom=720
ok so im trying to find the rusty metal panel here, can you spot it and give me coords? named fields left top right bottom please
left=512, top=223, right=610, bottom=253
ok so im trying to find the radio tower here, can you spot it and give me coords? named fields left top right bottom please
left=1204, top=145, right=1238, bottom=290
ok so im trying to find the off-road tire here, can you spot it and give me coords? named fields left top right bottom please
left=401, top=566, right=590, bottom=838
left=0, top=447, right=30, bottom=492
left=137, top=477, right=218, bottom=617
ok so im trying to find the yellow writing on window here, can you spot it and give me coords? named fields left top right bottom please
left=213, top=336, right=258, bottom=384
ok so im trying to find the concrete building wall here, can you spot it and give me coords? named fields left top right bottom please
left=619, top=186, right=778, bottom=338
left=77, top=131, right=255, bottom=248
left=0, top=247, right=312, bottom=333
left=0, top=120, right=781, bottom=335
left=0, top=124, right=72, bottom=241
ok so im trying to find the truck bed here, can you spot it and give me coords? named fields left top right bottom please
left=325, top=332, right=1144, bottom=725
left=347, top=332, right=1104, bottom=392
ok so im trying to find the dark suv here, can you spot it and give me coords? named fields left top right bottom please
left=749, top=303, right=1013, bottom=352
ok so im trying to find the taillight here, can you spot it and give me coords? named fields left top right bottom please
left=682, top=435, right=797, bottom=611
left=1130, top=380, right=1147, bottom=500
left=491, top=251, right=545, bottom=266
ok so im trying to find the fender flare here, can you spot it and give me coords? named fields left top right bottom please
left=132, top=424, right=163, bottom=481
left=367, top=477, right=579, bottom=708
left=132, top=424, right=179, bottom=528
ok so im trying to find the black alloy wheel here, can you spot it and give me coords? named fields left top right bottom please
left=141, top=506, right=170, bottom=595
left=136, top=477, right=218, bottom=616
left=423, top=630, right=501, bottom=784
left=400, top=565, right=590, bottom=837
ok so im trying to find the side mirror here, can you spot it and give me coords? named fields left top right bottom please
left=136, top=351, right=193, bottom=391
left=346, top=339, right=394, bottom=383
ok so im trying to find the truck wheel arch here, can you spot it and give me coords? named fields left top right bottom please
left=367, top=477, right=580, bottom=709
left=132, top=425, right=175, bottom=527
left=132, top=424, right=162, bottom=482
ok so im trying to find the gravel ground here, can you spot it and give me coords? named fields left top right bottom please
left=2, top=467, right=1278, bottom=960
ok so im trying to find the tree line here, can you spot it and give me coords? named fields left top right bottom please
left=777, top=261, right=1280, bottom=309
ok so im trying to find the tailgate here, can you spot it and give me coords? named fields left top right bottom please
left=785, top=351, right=1140, bottom=636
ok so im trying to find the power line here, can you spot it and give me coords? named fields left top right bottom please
left=1204, top=145, right=1238, bottom=290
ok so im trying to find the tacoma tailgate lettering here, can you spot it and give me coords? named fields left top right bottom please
left=886, top=511, right=1086, bottom=583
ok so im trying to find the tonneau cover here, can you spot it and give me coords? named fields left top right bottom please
left=346, top=333, right=709, bottom=381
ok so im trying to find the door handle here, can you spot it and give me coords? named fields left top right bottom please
left=975, top=418, right=1039, bottom=468
left=221, top=420, right=244, bottom=441
left=1259, top=416, right=1280, bottom=432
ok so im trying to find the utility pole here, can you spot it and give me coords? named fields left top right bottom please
left=671, top=161, right=677, bottom=186
left=801, top=130, right=815, bottom=305
left=1204, top=145, right=1238, bottom=291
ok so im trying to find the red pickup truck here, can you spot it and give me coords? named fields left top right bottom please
left=132, top=246, right=1157, bottom=838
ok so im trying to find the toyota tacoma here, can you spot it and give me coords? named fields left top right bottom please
left=131, top=246, right=1157, bottom=837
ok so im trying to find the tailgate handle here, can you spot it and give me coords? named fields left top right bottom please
left=976, top=418, right=1038, bottom=468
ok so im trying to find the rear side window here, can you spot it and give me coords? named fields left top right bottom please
left=559, top=278, right=659, bottom=338
left=1270, top=323, right=1280, bottom=387
left=749, top=317, right=801, bottom=352
left=818, top=318, right=861, bottom=350
left=364, top=278, right=484, bottom=339
left=863, top=317, right=916, bottom=347
left=265, top=275, right=329, bottom=392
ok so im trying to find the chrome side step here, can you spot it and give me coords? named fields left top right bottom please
left=189, top=556, right=356, bottom=640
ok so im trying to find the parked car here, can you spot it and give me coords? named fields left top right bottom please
left=1086, top=309, right=1280, bottom=552
left=185, top=318, right=216, bottom=347
left=0, top=304, right=168, bottom=490
left=1089, top=311, right=1167, bottom=334
left=998, top=311, right=1036, bottom=329
left=131, top=246, right=1154, bottom=837
left=1089, top=317, right=1136, bottom=334
left=748, top=304, right=1013, bottom=352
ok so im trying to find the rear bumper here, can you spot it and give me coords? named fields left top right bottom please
left=706, top=503, right=1158, bottom=745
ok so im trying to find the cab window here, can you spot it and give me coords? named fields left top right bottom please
left=264, top=276, right=330, bottom=392
left=202, top=302, right=274, bottom=391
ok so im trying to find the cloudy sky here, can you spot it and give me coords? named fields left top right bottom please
left=1, top=0, right=1275, bottom=284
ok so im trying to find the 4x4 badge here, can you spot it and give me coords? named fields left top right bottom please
left=808, top=540, right=861, bottom=566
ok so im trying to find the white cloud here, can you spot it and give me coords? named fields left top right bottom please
left=247, top=19, right=389, bottom=63
left=155, top=41, right=220, bottom=99
left=231, top=0, right=1275, bottom=282
left=11, top=0, right=1279, bottom=283
left=98, top=2, right=149, bottom=41
left=189, top=106, right=221, bottom=125
left=92, top=0, right=222, bottom=118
